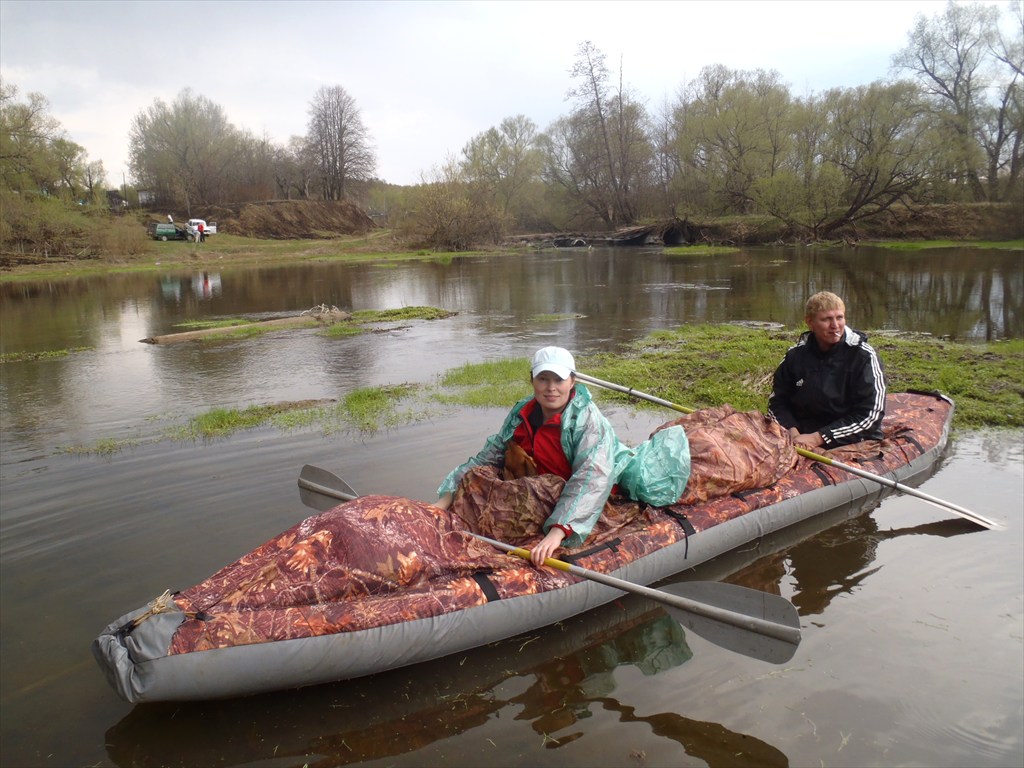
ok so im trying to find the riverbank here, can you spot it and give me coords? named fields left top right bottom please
left=2, top=197, right=1021, bottom=282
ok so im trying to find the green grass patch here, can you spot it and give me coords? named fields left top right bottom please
left=320, top=306, right=456, bottom=338
left=578, top=325, right=1023, bottom=430
left=664, top=245, right=742, bottom=256
left=331, top=384, right=420, bottom=432
left=197, top=324, right=296, bottom=342
left=1, top=346, right=92, bottom=363
left=173, top=318, right=252, bottom=330
left=530, top=313, right=585, bottom=322
left=875, top=239, right=1023, bottom=251
left=433, top=358, right=533, bottom=408
left=321, top=323, right=364, bottom=338
left=169, top=399, right=337, bottom=439
left=350, top=306, right=456, bottom=323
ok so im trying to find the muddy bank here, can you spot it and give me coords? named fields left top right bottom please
left=508, top=203, right=1024, bottom=248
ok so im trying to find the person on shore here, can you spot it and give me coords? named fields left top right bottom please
left=435, top=346, right=688, bottom=566
left=768, top=291, right=886, bottom=449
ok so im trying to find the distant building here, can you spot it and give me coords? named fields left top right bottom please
left=138, top=189, right=157, bottom=206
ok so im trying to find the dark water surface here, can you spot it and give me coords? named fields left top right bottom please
left=1, top=246, right=1022, bottom=767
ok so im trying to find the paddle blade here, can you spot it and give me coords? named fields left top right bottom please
left=660, top=582, right=801, bottom=665
left=297, top=464, right=359, bottom=510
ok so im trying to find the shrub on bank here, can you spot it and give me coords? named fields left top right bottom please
left=0, top=193, right=151, bottom=264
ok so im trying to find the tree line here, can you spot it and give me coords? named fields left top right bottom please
left=1, top=1, right=1020, bottom=249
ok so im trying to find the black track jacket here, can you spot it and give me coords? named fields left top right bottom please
left=768, top=326, right=886, bottom=447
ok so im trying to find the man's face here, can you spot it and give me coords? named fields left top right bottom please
left=807, top=306, right=846, bottom=350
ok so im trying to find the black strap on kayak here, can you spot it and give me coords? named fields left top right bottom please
left=732, top=484, right=776, bottom=501
left=900, top=433, right=925, bottom=455
left=560, top=537, right=622, bottom=565
left=811, top=463, right=834, bottom=485
left=663, top=510, right=695, bottom=559
left=471, top=572, right=501, bottom=602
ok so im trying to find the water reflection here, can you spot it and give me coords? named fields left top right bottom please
left=104, top=602, right=700, bottom=767
left=729, top=512, right=984, bottom=616
left=159, top=272, right=222, bottom=302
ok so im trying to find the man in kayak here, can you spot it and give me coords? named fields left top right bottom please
left=768, top=291, right=886, bottom=449
left=435, top=346, right=689, bottom=567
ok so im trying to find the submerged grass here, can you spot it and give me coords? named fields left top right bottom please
left=166, top=387, right=423, bottom=441
left=56, top=437, right=140, bottom=456
left=1, top=346, right=93, bottom=363
left=332, top=384, right=420, bottom=432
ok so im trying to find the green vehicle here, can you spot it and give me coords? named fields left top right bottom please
left=147, top=222, right=184, bottom=241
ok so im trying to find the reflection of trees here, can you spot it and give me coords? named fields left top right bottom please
left=768, top=247, right=1022, bottom=340
left=725, top=508, right=982, bottom=616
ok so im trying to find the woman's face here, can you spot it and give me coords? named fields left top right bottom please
left=532, top=371, right=574, bottom=419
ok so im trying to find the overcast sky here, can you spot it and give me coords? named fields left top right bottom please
left=0, top=0, right=1010, bottom=187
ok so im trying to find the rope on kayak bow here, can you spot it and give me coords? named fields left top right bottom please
left=115, top=589, right=212, bottom=640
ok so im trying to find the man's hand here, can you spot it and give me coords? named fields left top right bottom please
left=793, top=431, right=825, bottom=449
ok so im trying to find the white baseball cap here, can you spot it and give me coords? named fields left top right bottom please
left=531, top=346, right=575, bottom=379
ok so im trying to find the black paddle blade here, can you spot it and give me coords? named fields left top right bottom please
left=660, top=582, right=801, bottom=665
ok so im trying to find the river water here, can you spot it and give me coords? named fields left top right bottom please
left=1, top=245, right=1022, bottom=767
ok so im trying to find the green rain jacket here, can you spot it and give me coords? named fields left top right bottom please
left=438, top=383, right=690, bottom=548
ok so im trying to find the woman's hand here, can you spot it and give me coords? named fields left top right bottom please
left=530, top=527, right=566, bottom=567
left=434, top=492, right=453, bottom=511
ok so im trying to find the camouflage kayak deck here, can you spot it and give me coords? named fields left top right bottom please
left=170, top=392, right=950, bottom=653
left=95, top=391, right=953, bottom=702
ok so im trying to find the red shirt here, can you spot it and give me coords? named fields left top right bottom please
left=511, top=398, right=572, bottom=480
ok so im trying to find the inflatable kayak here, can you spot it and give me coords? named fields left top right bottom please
left=94, top=391, right=958, bottom=703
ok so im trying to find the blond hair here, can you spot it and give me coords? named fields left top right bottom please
left=805, top=291, right=845, bottom=319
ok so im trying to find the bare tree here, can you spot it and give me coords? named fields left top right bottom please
left=305, top=85, right=376, bottom=200
left=554, top=41, right=653, bottom=226
left=891, top=0, right=1015, bottom=200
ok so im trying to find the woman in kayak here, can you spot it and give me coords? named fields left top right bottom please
left=435, top=346, right=689, bottom=567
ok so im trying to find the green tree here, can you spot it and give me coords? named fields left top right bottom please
left=0, top=78, right=100, bottom=201
left=128, top=88, right=242, bottom=211
left=753, top=82, right=928, bottom=239
left=671, top=65, right=791, bottom=215
left=460, top=114, right=542, bottom=231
